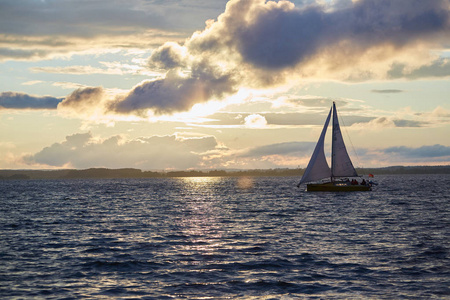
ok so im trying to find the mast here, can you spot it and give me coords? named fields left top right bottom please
left=331, top=101, right=336, bottom=181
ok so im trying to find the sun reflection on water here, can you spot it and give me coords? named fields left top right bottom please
left=179, top=176, right=223, bottom=187
left=175, top=177, right=226, bottom=255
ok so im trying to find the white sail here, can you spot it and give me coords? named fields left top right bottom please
left=331, top=102, right=358, bottom=178
left=298, top=107, right=332, bottom=185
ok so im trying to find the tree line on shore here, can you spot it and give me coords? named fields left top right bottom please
left=0, top=165, right=449, bottom=180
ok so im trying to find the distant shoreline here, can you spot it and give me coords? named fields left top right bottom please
left=1, top=166, right=449, bottom=180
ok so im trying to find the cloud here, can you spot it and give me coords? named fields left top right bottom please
left=22, top=80, right=44, bottom=86
left=57, top=87, right=108, bottom=116
left=0, top=32, right=164, bottom=62
left=31, top=65, right=121, bottom=75
left=371, top=89, right=404, bottom=94
left=31, top=61, right=150, bottom=76
left=383, top=144, right=450, bottom=159
left=148, top=42, right=188, bottom=70
left=52, top=82, right=87, bottom=90
left=217, top=140, right=321, bottom=169
left=0, top=91, right=63, bottom=109
left=392, top=119, right=427, bottom=128
left=179, top=136, right=219, bottom=153
left=428, top=106, right=450, bottom=118
left=388, top=58, right=450, bottom=79
left=24, top=132, right=220, bottom=170
left=344, top=144, right=450, bottom=167
left=353, top=116, right=428, bottom=128
left=242, top=141, right=315, bottom=158
left=109, top=68, right=237, bottom=115
left=56, top=86, right=136, bottom=124
left=413, top=106, right=450, bottom=126
left=286, top=96, right=342, bottom=108
left=0, top=0, right=230, bottom=61
left=244, top=114, right=267, bottom=128
left=0, top=46, right=53, bottom=61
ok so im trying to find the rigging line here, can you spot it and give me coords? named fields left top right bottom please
left=338, top=111, right=364, bottom=175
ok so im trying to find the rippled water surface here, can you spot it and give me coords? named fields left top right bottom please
left=1, top=175, right=449, bottom=299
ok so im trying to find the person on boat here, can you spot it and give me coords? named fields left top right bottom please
left=351, top=179, right=358, bottom=185
left=361, top=179, right=366, bottom=186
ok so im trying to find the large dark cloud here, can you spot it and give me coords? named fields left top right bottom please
left=186, top=0, right=450, bottom=70
left=0, top=91, right=62, bottom=109
left=236, top=4, right=326, bottom=69
left=117, top=0, right=450, bottom=116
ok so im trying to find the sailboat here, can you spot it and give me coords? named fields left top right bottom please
left=298, top=102, right=371, bottom=192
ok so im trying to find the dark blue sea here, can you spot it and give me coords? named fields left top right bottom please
left=1, top=175, right=449, bottom=299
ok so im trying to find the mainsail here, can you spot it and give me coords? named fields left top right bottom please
left=298, top=102, right=358, bottom=186
left=331, top=102, right=358, bottom=178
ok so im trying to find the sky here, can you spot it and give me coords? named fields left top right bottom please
left=1, top=0, right=450, bottom=171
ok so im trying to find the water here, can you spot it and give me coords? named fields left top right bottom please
left=0, top=175, right=449, bottom=299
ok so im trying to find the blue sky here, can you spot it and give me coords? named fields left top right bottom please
left=1, top=0, right=450, bottom=170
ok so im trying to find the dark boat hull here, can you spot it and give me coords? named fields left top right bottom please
left=307, top=182, right=371, bottom=192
